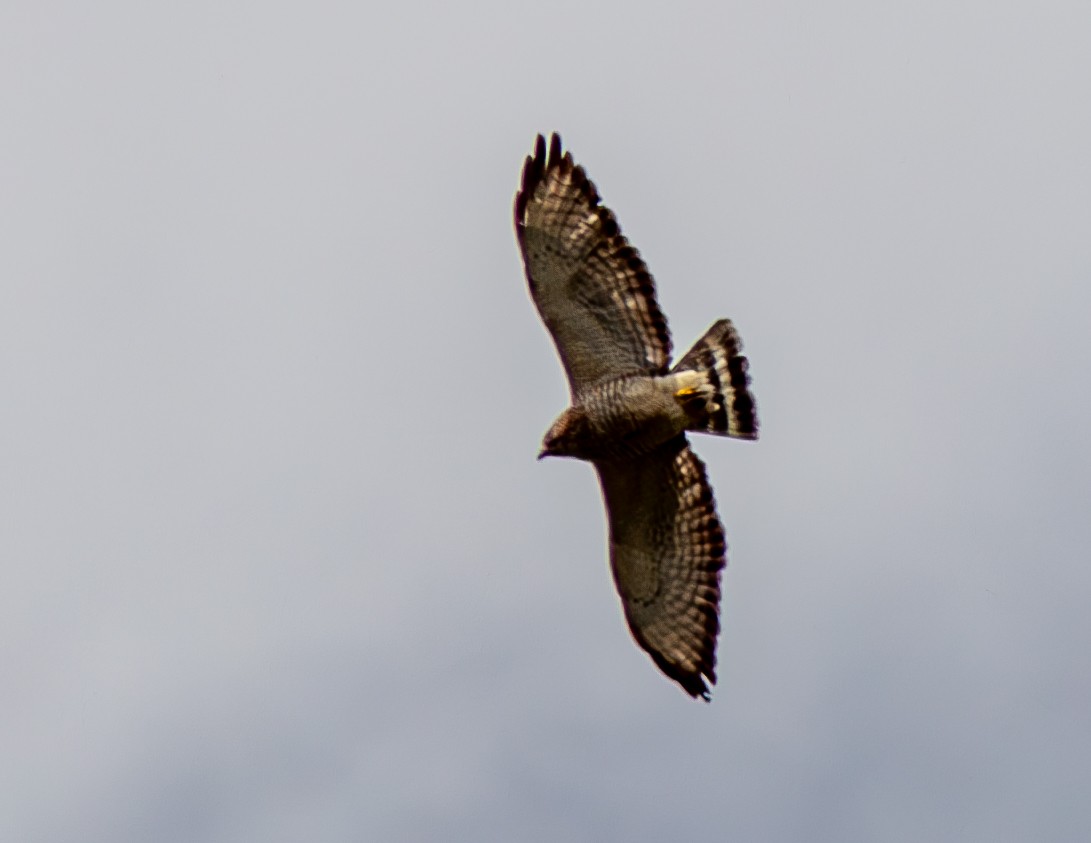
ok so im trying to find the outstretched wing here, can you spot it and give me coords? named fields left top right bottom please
left=596, top=435, right=726, bottom=699
left=514, top=133, right=672, bottom=397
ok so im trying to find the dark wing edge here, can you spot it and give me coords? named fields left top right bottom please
left=513, top=133, right=673, bottom=394
left=596, top=436, right=726, bottom=700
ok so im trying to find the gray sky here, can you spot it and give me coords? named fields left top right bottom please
left=3, top=2, right=1090, bottom=841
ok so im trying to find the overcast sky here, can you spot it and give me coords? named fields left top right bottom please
left=3, top=2, right=1090, bottom=841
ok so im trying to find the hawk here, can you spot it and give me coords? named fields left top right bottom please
left=514, top=133, right=758, bottom=700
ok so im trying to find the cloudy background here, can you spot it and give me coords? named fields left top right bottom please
left=3, top=2, right=1090, bottom=840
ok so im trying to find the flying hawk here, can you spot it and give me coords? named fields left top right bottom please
left=514, top=133, right=759, bottom=699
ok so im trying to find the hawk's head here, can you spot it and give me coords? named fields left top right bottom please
left=538, top=407, right=592, bottom=461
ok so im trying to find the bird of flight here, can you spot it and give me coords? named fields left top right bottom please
left=514, top=133, right=759, bottom=700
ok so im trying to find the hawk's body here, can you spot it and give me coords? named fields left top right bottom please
left=514, top=134, right=758, bottom=699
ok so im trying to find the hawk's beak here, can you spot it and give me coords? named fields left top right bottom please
left=537, top=448, right=548, bottom=461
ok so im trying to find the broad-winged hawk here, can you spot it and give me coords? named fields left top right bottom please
left=514, top=133, right=759, bottom=700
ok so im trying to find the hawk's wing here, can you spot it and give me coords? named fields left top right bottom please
left=596, top=435, right=725, bottom=699
left=514, top=134, right=672, bottom=397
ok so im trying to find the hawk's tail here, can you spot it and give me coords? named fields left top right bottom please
left=672, top=319, right=759, bottom=440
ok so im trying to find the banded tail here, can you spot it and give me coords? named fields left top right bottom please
left=672, top=319, right=759, bottom=440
